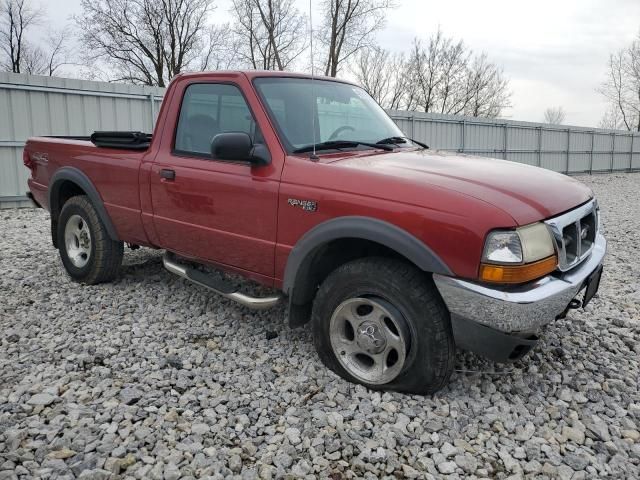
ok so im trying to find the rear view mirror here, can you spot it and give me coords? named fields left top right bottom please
left=210, top=132, right=270, bottom=165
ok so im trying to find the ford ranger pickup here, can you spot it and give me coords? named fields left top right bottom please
left=24, top=71, right=606, bottom=394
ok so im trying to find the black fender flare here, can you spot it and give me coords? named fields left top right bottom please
left=49, top=167, right=120, bottom=244
left=282, top=216, right=452, bottom=298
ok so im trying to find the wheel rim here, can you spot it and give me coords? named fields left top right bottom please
left=64, top=214, right=91, bottom=268
left=329, top=297, right=409, bottom=385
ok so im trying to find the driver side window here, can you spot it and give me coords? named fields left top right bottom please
left=174, top=83, right=261, bottom=158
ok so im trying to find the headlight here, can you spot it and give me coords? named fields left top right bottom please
left=483, top=231, right=523, bottom=263
left=480, top=223, right=556, bottom=283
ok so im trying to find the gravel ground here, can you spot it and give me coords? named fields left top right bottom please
left=1, top=173, right=639, bottom=480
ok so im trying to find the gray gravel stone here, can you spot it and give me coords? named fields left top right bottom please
left=1, top=173, right=639, bottom=478
left=273, top=452, right=293, bottom=469
left=27, top=393, right=56, bottom=406
left=437, top=461, right=457, bottom=474
left=191, top=423, right=209, bottom=435
left=77, top=469, right=112, bottom=480
left=515, top=421, right=535, bottom=441
left=228, top=454, right=242, bottom=473
left=163, top=463, right=180, bottom=480
left=119, top=387, right=143, bottom=405
left=564, top=452, right=589, bottom=471
left=454, top=453, right=477, bottom=473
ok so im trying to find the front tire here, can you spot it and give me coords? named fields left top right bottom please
left=57, top=195, right=123, bottom=284
left=312, top=257, right=455, bottom=394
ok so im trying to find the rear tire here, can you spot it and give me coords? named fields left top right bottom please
left=312, top=257, right=455, bottom=394
left=57, top=195, right=123, bottom=284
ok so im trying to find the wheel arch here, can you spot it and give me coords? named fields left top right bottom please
left=283, top=216, right=452, bottom=327
left=49, top=167, right=119, bottom=248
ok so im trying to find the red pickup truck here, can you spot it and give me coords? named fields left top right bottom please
left=24, top=71, right=606, bottom=394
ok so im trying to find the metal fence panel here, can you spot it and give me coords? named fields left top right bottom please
left=541, top=153, right=564, bottom=172
left=592, top=153, right=610, bottom=172
left=2, top=73, right=639, bottom=207
left=0, top=72, right=164, bottom=207
left=388, top=110, right=640, bottom=175
left=508, top=151, right=536, bottom=166
left=570, top=131, right=592, bottom=152
left=570, top=153, right=590, bottom=172
left=592, top=133, right=611, bottom=151
left=508, top=126, right=538, bottom=151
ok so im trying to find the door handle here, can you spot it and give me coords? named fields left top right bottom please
left=159, top=169, right=175, bottom=181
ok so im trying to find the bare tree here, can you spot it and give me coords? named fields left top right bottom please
left=599, top=35, right=640, bottom=132
left=437, top=37, right=470, bottom=114
left=385, top=54, right=407, bottom=110
left=0, top=0, right=42, bottom=73
left=20, top=29, right=72, bottom=76
left=406, top=36, right=443, bottom=113
left=76, top=0, right=224, bottom=87
left=408, top=31, right=474, bottom=114
left=599, top=105, right=625, bottom=130
left=463, top=53, right=510, bottom=118
left=320, top=0, right=393, bottom=77
left=349, top=30, right=510, bottom=118
left=400, top=30, right=510, bottom=118
left=543, top=106, right=566, bottom=124
left=350, top=47, right=407, bottom=109
left=198, top=24, right=239, bottom=71
left=351, top=46, right=388, bottom=104
left=231, top=0, right=306, bottom=71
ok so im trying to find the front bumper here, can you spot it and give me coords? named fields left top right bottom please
left=433, top=233, right=606, bottom=361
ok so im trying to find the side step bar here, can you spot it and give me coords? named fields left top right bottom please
left=162, top=253, right=282, bottom=310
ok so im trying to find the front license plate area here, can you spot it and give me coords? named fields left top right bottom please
left=582, top=265, right=603, bottom=308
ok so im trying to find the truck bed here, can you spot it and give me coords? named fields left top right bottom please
left=24, top=133, right=153, bottom=246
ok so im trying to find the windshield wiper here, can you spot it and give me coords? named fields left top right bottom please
left=376, top=136, right=429, bottom=149
left=293, top=140, right=394, bottom=154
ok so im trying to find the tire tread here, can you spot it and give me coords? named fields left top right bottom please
left=58, top=195, right=123, bottom=284
left=311, top=257, right=455, bottom=394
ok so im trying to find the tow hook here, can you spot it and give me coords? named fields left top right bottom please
left=568, top=299, right=582, bottom=309
left=556, top=298, right=582, bottom=320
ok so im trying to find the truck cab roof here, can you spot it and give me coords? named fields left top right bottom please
left=173, top=70, right=357, bottom=85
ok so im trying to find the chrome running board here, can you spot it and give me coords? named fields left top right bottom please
left=162, top=253, right=282, bottom=310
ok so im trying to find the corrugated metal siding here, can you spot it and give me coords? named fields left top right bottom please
left=0, top=72, right=164, bottom=207
left=2, top=73, right=639, bottom=207
left=388, top=110, right=640, bottom=175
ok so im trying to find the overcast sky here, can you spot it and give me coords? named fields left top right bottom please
left=46, top=0, right=640, bottom=127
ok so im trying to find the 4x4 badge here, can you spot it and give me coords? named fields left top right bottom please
left=287, top=198, right=317, bottom=212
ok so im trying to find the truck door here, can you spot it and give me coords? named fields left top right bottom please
left=149, top=79, right=280, bottom=278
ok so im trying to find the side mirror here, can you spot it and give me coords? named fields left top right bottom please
left=210, top=132, right=270, bottom=165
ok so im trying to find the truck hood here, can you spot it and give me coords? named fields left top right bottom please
left=332, top=149, right=593, bottom=225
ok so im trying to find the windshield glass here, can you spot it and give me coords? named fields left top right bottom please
left=254, top=77, right=406, bottom=152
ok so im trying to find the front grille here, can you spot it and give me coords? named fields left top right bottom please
left=545, top=199, right=598, bottom=271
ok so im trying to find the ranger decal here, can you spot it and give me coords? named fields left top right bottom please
left=287, top=198, right=317, bottom=212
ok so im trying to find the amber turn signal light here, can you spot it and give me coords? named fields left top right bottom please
left=479, top=255, right=558, bottom=284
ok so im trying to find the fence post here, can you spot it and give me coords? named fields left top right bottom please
left=630, top=134, right=635, bottom=172
left=461, top=119, right=466, bottom=153
left=537, top=126, right=542, bottom=167
left=610, top=132, right=615, bottom=172
left=589, top=131, right=594, bottom=174
left=149, top=92, right=156, bottom=130
left=503, top=123, right=508, bottom=160
left=411, top=115, right=415, bottom=139
left=565, top=128, right=571, bottom=174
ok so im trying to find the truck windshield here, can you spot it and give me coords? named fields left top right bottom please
left=253, top=77, right=408, bottom=153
